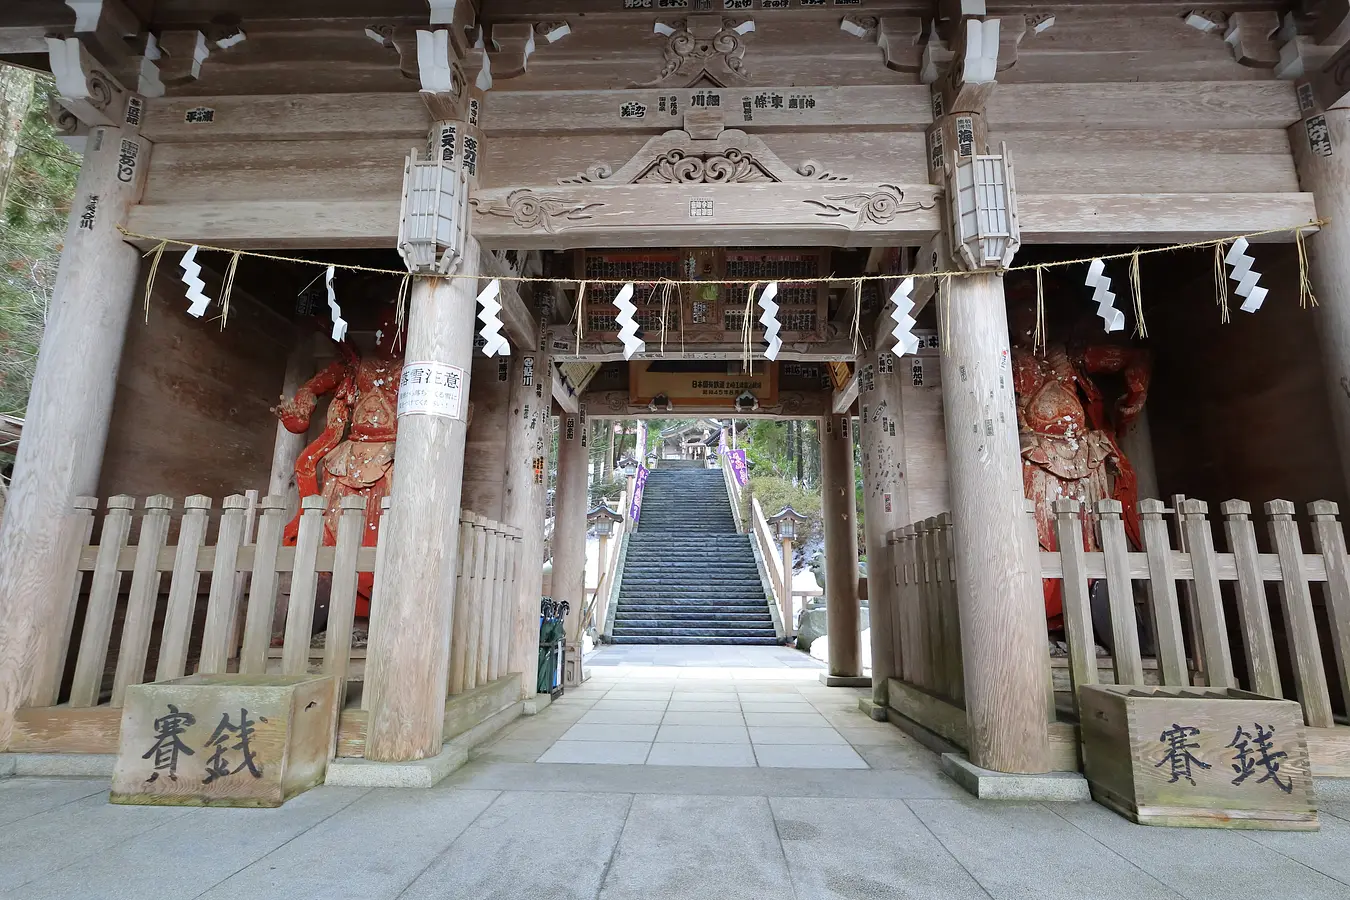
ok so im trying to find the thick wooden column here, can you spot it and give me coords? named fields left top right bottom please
left=858, top=347, right=910, bottom=708
left=553, top=406, right=588, bottom=685
left=503, top=341, right=554, bottom=698
left=940, top=273, right=1051, bottom=773
left=363, top=247, right=480, bottom=762
left=0, top=123, right=148, bottom=748
left=820, top=413, right=861, bottom=678
left=1291, top=108, right=1350, bottom=493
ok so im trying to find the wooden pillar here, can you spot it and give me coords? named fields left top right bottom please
left=503, top=343, right=554, bottom=698
left=0, top=122, right=148, bottom=748
left=268, top=336, right=315, bottom=517
left=363, top=245, right=480, bottom=762
left=553, top=406, right=588, bottom=686
left=820, top=413, right=860, bottom=678
left=940, top=273, right=1052, bottom=773
left=858, top=346, right=910, bottom=708
left=780, top=536, right=793, bottom=629
left=1290, top=108, right=1350, bottom=493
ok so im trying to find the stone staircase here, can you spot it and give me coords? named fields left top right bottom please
left=609, top=468, right=777, bottom=645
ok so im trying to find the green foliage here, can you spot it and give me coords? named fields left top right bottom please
left=1, top=76, right=78, bottom=421
left=743, top=474, right=822, bottom=565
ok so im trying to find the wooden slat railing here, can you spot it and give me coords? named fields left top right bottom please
left=888, top=513, right=964, bottom=708
left=39, top=492, right=386, bottom=713
left=890, top=497, right=1350, bottom=731
left=445, top=512, right=523, bottom=697
left=751, top=496, right=789, bottom=630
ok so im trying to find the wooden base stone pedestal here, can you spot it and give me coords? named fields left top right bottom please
left=111, top=674, right=338, bottom=808
left=1081, top=685, right=1317, bottom=830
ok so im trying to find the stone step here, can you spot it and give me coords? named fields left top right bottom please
left=617, top=601, right=771, bottom=612
left=613, top=610, right=770, bottom=621
left=612, top=627, right=777, bottom=638
left=609, top=635, right=780, bottom=646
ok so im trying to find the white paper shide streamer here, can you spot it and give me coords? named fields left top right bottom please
left=324, top=266, right=348, bottom=341
left=1084, top=259, right=1124, bottom=333
left=613, top=282, right=645, bottom=360
left=889, top=276, right=920, bottom=356
left=758, top=281, right=781, bottom=360
left=179, top=245, right=212, bottom=317
left=1224, top=238, right=1268, bottom=313
left=476, top=278, right=509, bottom=356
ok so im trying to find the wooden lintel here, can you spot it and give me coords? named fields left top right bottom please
left=585, top=389, right=830, bottom=419
left=831, top=372, right=860, bottom=415
left=124, top=191, right=1317, bottom=252
left=468, top=182, right=943, bottom=250
left=477, top=252, right=539, bottom=351
left=140, top=93, right=430, bottom=143
left=131, top=81, right=1303, bottom=146
left=548, top=333, right=861, bottom=364
left=552, top=369, right=580, bottom=414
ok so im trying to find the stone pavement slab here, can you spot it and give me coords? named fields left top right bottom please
left=770, top=796, right=990, bottom=900
left=399, top=791, right=632, bottom=900
left=597, top=794, right=795, bottom=900
left=0, top=777, right=105, bottom=828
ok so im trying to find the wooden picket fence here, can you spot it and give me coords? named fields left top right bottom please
left=887, top=512, right=964, bottom=709
left=29, top=492, right=522, bottom=722
left=888, top=496, right=1350, bottom=732
left=447, top=513, right=523, bottom=696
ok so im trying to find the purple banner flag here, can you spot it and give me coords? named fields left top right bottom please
left=725, top=449, right=749, bottom=487
left=629, top=464, right=650, bottom=524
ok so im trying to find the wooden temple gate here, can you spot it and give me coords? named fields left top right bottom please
left=7, top=493, right=523, bottom=759
left=884, top=498, right=1350, bottom=775
left=4, top=0, right=1350, bottom=783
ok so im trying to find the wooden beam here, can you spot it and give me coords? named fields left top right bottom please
left=552, top=367, right=579, bottom=414
left=831, top=371, right=859, bottom=415
left=140, top=93, right=429, bottom=143
left=549, top=334, right=861, bottom=363
left=477, top=251, right=539, bottom=352
left=125, top=191, right=1317, bottom=251
left=584, top=389, right=829, bottom=418
left=1018, top=192, right=1318, bottom=243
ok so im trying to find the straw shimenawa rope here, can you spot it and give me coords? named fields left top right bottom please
left=118, top=220, right=1327, bottom=288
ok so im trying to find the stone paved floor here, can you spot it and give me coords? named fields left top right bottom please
left=5, top=646, right=1350, bottom=899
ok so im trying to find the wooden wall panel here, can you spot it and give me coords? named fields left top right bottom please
left=140, top=139, right=408, bottom=205
left=461, top=355, right=513, bottom=520
left=1000, top=130, right=1300, bottom=196
left=1148, top=245, right=1350, bottom=513
left=98, top=258, right=292, bottom=501
left=903, top=374, right=950, bottom=523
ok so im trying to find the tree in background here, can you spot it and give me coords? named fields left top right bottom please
left=0, top=69, right=79, bottom=502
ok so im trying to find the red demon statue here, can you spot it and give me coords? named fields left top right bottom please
left=273, top=308, right=403, bottom=617
left=1008, top=279, right=1151, bottom=627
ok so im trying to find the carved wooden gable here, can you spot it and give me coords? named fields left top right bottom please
left=559, top=129, right=846, bottom=185
left=469, top=126, right=940, bottom=250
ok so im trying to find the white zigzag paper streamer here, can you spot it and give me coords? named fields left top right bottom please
left=1084, top=259, right=1125, bottom=333
left=325, top=266, right=348, bottom=342
left=758, top=281, right=781, bottom=360
left=179, top=245, right=211, bottom=317
left=476, top=278, right=509, bottom=357
left=1224, top=238, right=1268, bottom=313
left=889, top=277, right=920, bottom=357
left=613, top=282, right=645, bottom=360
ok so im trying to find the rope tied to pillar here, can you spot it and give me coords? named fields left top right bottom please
left=1213, top=243, right=1231, bottom=324
left=140, top=239, right=169, bottom=323
left=1296, top=227, right=1320, bottom=309
left=1129, top=251, right=1147, bottom=339
left=939, top=274, right=953, bottom=352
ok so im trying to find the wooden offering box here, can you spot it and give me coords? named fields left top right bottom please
left=111, top=674, right=337, bottom=808
left=1080, top=685, right=1317, bottom=830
